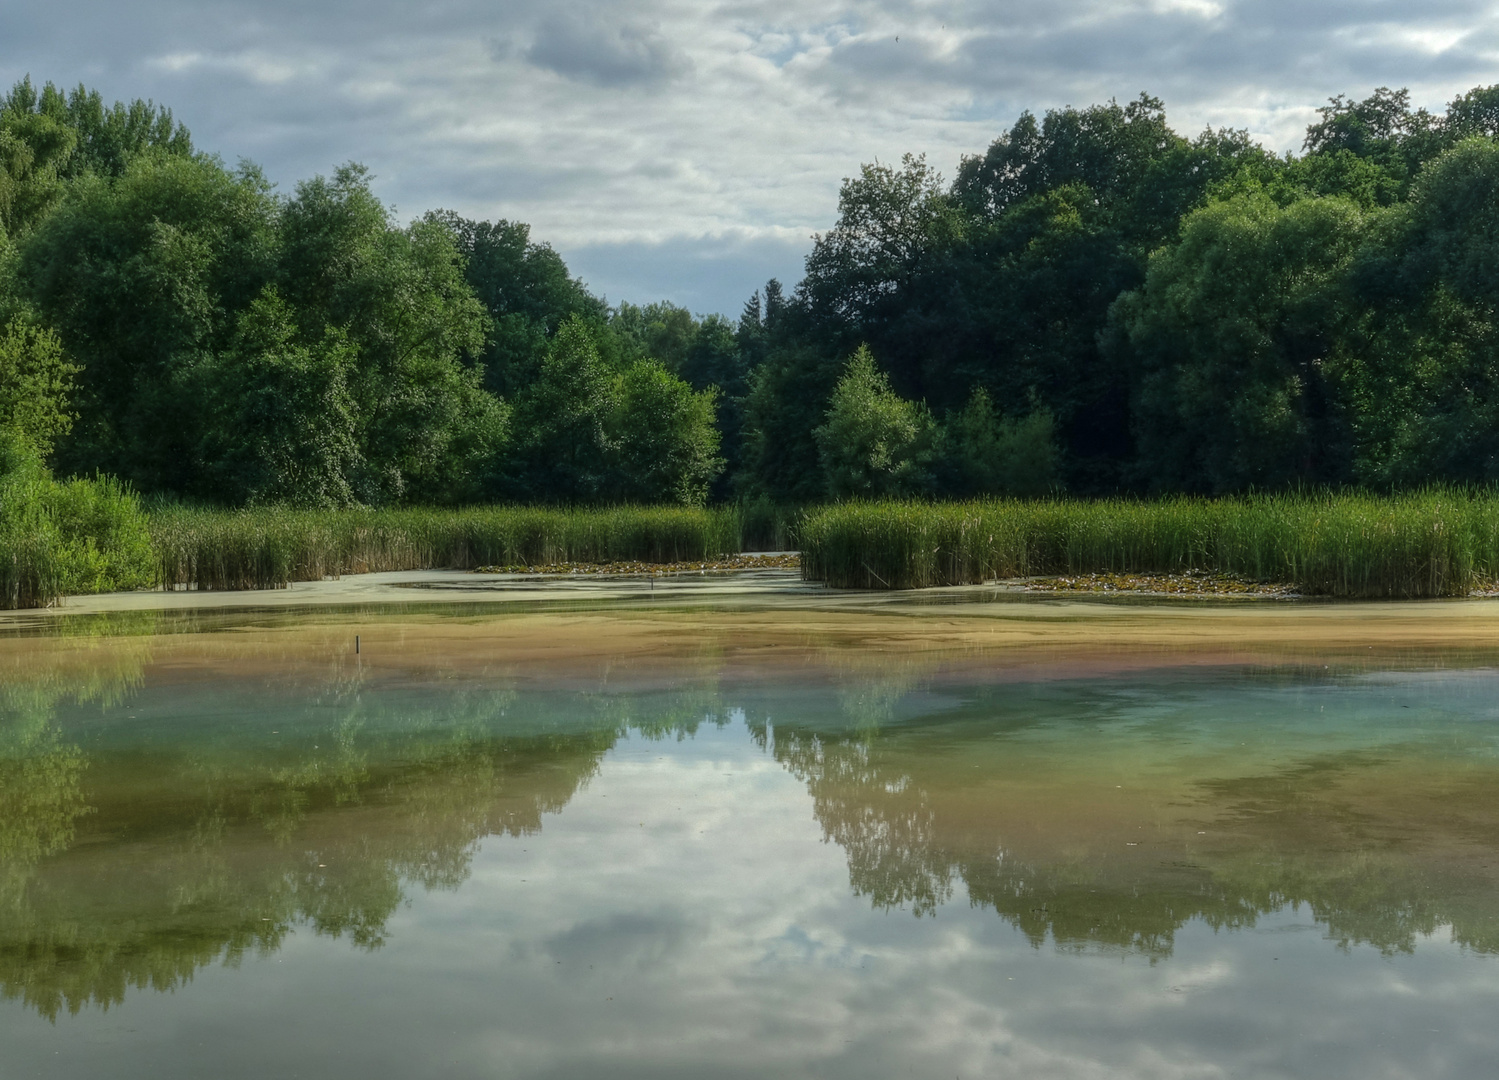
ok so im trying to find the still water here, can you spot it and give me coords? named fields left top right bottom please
left=3, top=606, right=1499, bottom=1078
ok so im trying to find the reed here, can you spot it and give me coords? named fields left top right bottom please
left=799, top=492, right=1499, bottom=598
left=148, top=504, right=744, bottom=590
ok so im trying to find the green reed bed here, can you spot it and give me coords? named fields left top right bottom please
left=799, top=493, right=1499, bottom=598
left=149, top=505, right=744, bottom=591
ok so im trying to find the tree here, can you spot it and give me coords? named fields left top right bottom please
left=20, top=152, right=277, bottom=490
left=1301, top=87, right=1447, bottom=196
left=814, top=346, right=935, bottom=498
left=193, top=287, right=362, bottom=507
left=739, top=342, right=841, bottom=502
left=610, top=360, right=722, bottom=506
left=277, top=166, right=498, bottom=503
left=1336, top=139, right=1499, bottom=484
left=0, top=77, right=193, bottom=240
left=428, top=211, right=604, bottom=398
left=800, top=154, right=962, bottom=339
left=938, top=388, right=1058, bottom=497
left=1115, top=193, right=1369, bottom=492
left=0, top=316, right=76, bottom=454
left=502, top=316, right=619, bottom=502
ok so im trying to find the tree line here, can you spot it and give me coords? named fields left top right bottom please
left=5, top=76, right=1499, bottom=507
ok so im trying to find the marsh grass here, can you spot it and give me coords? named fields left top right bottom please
left=11, top=489, right=1499, bottom=604
left=149, top=505, right=744, bottom=590
left=799, top=493, right=1499, bottom=598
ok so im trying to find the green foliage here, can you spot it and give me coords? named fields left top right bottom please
left=426, top=211, right=604, bottom=399
left=739, top=342, right=838, bottom=503
left=20, top=151, right=277, bottom=489
left=14, top=75, right=1499, bottom=513
left=503, top=316, right=721, bottom=505
left=815, top=346, right=935, bottom=498
left=1337, top=139, right=1499, bottom=485
left=1116, top=193, right=1369, bottom=492
left=0, top=76, right=193, bottom=241
left=1302, top=87, right=1446, bottom=185
left=939, top=388, right=1058, bottom=497
left=0, top=429, right=153, bottom=608
left=194, top=287, right=363, bottom=507
left=802, top=154, right=963, bottom=334
left=277, top=166, right=498, bottom=504
left=800, top=492, right=1499, bottom=597
left=504, top=317, right=619, bottom=502
left=0, top=315, right=76, bottom=452
left=610, top=360, right=722, bottom=507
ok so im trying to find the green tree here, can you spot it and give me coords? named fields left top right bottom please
left=428, top=211, right=604, bottom=398
left=610, top=360, right=723, bottom=506
left=1302, top=87, right=1445, bottom=185
left=1337, top=139, right=1499, bottom=484
left=0, top=76, right=193, bottom=240
left=1114, top=193, right=1369, bottom=492
left=277, top=167, right=499, bottom=503
left=194, top=287, right=362, bottom=506
left=938, top=388, right=1058, bottom=497
left=0, top=315, right=76, bottom=453
left=738, top=342, right=841, bottom=502
left=814, top=346, right=935, bottom=498
left=503, top=316, right=619, bottom=502
left=801, top=154, right=962, bottom=340
left=20, top=152, right=277, bottom=490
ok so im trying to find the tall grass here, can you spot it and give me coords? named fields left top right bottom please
left=799, top=493, right=1499, bottom=598
left=149, top=505, right=744, bottom=590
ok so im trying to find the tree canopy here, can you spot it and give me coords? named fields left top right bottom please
left=5, top=75, right=1499, bottom=507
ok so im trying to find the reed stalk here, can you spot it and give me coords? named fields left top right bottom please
left=148, top=505, right=744, bottom=590
left=799, top=492, right=1499, bottom=598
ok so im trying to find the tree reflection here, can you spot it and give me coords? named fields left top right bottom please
left=763, top=676, right=1499, bottom=960
left=0, top=640, right=729, bottom=1020
left=5, top=642, right=1499, bottom=1022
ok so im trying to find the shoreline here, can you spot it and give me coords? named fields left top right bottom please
left=8, top=563, right=1499, bottom=619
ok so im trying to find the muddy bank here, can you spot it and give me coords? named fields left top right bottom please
left=4, top=570, right=1499, bottom=689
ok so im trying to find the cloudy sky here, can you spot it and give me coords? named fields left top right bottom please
left=6, top=1, right=1499, bottom=314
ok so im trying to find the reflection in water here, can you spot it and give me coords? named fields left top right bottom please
left=0, top=635, right=734, bottom=1020
left=3, top=625, right=1499, bottom=1034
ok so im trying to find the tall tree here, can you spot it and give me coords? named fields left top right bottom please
left=21, top=153, right=276, bottom=490
left=1113, top=193, right=1369, bottom=491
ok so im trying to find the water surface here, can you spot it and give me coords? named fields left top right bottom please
left=3, top=605, right=1499, bottom=1078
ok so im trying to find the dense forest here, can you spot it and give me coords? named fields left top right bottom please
left=5, top=76, right=1499, bottom=508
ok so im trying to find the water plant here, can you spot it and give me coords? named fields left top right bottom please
left=148, top=504, right=744, bottom=591
left=798, top=493, right=1499, bottom=598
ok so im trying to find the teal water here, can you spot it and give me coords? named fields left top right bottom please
left=3, top=614, right=1499, bottom=1078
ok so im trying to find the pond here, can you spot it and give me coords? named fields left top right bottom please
left=3, top=599, right=1499, bottom=1078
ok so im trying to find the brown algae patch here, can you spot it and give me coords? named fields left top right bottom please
left=9, top=595, right=1499, bottom=694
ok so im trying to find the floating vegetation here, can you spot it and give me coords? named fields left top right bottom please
left=1017, top=570, right=1295, bottom=597
left=800, top=493, right=1499, bottom=598
left=472, top=553, right=800, bottom=575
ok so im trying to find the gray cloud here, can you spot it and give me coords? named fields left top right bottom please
left=5, top=0, right=1499, bottom=314
left=521, top=14, right=693, bottom=88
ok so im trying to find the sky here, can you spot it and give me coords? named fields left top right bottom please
left=5, top=1, right=1499, bottom=315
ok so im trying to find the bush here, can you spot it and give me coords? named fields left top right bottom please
left=0, top=430, right=153, bottom=608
